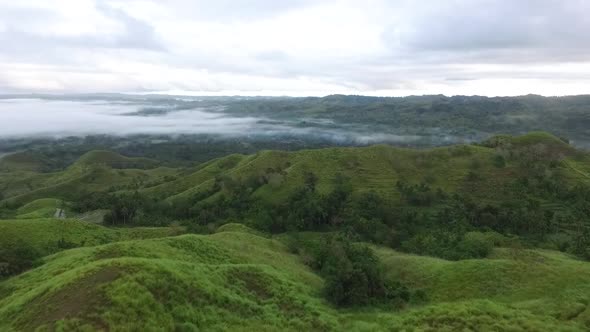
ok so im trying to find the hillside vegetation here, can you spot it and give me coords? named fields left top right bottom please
left=1, top=225, right=590, bottom=331
left=1, top=132, right=590, bottom=330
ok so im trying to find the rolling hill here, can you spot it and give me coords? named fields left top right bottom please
left=1, top=132, right=586, bottom=208
left=1, top=224, right=589, bottom=331
left=1, top=132, right=590, bottom=331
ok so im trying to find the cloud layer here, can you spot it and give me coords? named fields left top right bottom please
left=0, top=98, right=438, bottom=145
left=0, top=0, right=589, bottom=96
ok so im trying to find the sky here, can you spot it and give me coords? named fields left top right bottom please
left=0, top=0, right=589, bottom=97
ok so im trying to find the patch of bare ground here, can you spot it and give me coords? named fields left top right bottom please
left=20, top=266, right=121, bottom=331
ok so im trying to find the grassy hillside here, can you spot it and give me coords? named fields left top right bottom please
left=2, top=132, right=588, bottom=247
left=138, top=131, right=584, bottom=206
left=0, top=218, right=183, bottom=257
left=72, top=150, right=160, bottom=169
left=0, top=150, right=178, bottom=206
left=1, top=225, right=589, bottom=331
left=1, top=133, right=590, bottom=331
left=14, top=198, right=61, bottom=219
left=0, top=152, right=51, bottom=172
left=1, top=132, right=585, bottom=208
left=0, top=228, right=329, bottom=331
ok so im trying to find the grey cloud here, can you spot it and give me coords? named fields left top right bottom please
left=254, top=50, right=290, bottom=62
left=0, top=2, right=164, bottom=55
left=390, top=0, right=590, bottom=55
left=1, top=0, right=590, bottom=95
left=140, top=0, right=317, bottom=21
left=0, top=7, right=56, bottom=27
left=94, top=3, right=164, bottom=51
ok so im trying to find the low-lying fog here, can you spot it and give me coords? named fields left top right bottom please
left=0, top=97, right=471, bottom=146
left=0, top=98, right=260, bottom=137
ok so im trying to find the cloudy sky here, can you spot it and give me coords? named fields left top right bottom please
left=0, top=0, right=589, bottom=96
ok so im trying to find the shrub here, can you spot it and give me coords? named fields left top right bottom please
left=312, top=235, right=411, bottom=307
left=56, top=237, right=77, bottom=250
left=321, top=241, right=384, bottom=306
left=493, top=154, right=506, bottom=168
left=456, top=232, right=494, bottom=259
left=0, top=240, right=42, bottom=277
left=401, top=231, right=493, bottom=260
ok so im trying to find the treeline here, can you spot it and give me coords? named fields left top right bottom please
left=67, top=163, right=590, bottom=262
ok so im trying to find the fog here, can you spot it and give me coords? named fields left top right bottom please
left=0, top=97, right=435, bottom=145
left=0, top=98, right=260, bottom=137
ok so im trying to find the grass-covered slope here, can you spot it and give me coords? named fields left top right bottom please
left=1, top=133, right=590, bottom=331
left=0, top=152, right=51, bottom=172
left=72, top=150, right=160, bottom=169
left=0, top=228, right=329, bottom=331
left=139, top=132, right=586, bottom=211
left=14, top=198, right=61, bottom=219
left=0, top=218, right=182, bottom=257
left=0, top=150, right=178, bottom=206
left=1, top=225, right=590, bottom=331
left=1, top=132, right=587, bottom=211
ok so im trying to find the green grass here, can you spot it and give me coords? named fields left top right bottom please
left=0, top=218, right=183, bottom=257
left=146, top=132, right=584, bottom=210
left=0, top=228, right=329, bottom=331
left=16, top=198, right=61, bottom=215
left=1, top=162, right=177, bottom=206
left=216, top=222, right=267, bottom=237
left=0, top=152, right=49, bottom=172
left=2, top=132, right=588, bottom=212
left=1, top=224, right=590, bottom=331
left=1, top=133, right=590, bottom=330
left=159, top=143, right=498, bottom=206
left=72, top=150, right=159, bottom=169
left=14, top=198, right=62, bottom=219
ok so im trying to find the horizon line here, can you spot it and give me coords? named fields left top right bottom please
left=1, top=91, right=590, bottom=99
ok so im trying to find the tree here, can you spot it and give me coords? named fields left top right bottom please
left=312, top=235, right=409, bottom=306
left=304, top=171, right=318, bottom=193
left=493, top=154, right=506, bottom=168
left=103, top=191, right=144, bottom=225
left=456, top=232, right=493, bottom=259
left=0, top=240, right=41, bottom=277
left=573, top=224, right=590, bottom=260
left=321, top=240, right=383, bottom=306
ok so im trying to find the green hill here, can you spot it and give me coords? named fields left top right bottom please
left=2, top=132, right=589, bottom=240
left=0, top=150, right=177, bottom=206
left=0, top=152, right=51, bottom=172
left=1, top=225, right=589, bottom=331
left=72, top=150, right=160, bottom=170
left=14, top=198, right=62, bottom=219
left=1, top=133, right=590, bottom=330
left=0, top=218, right=183, bottom=258
left=135, top=132, right=585, bottom=206
left=2, top=132, right=586, bottom=208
